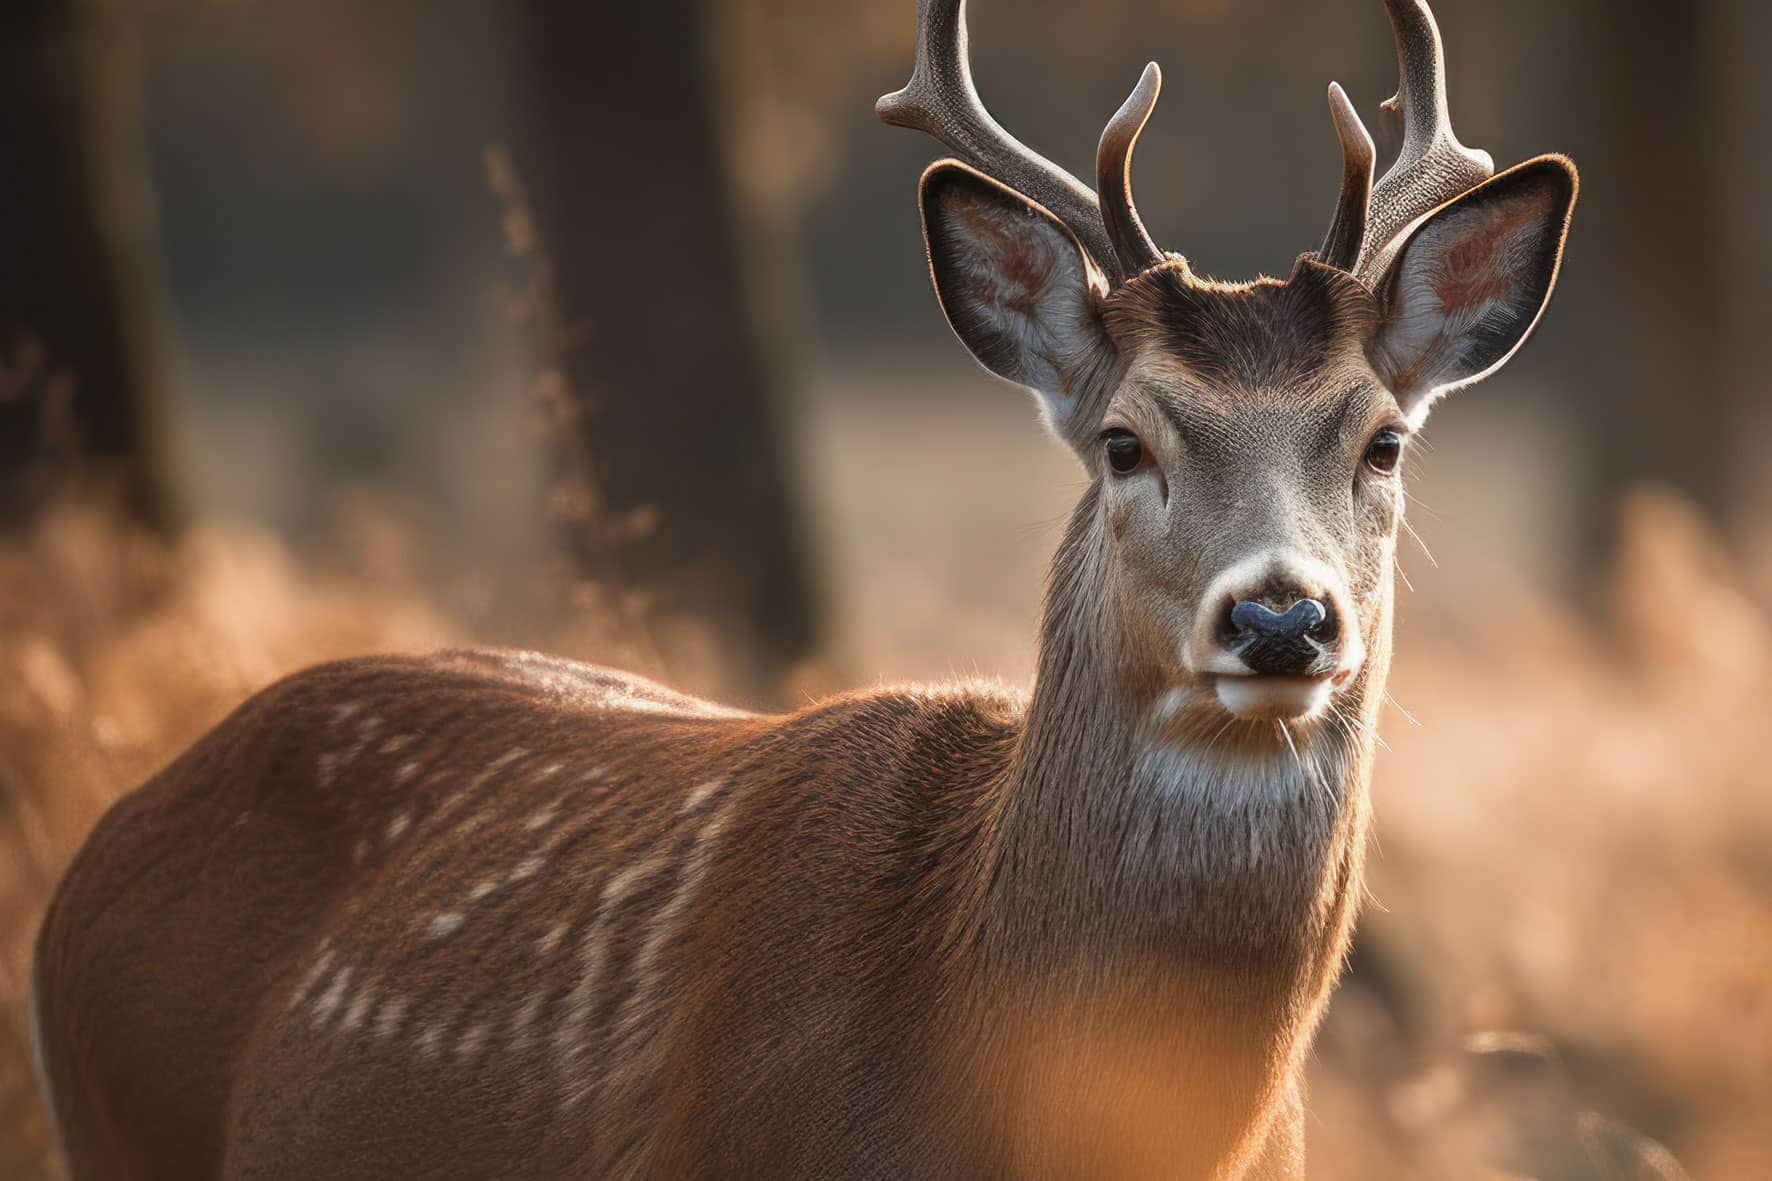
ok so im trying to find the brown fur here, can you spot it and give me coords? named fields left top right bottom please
left=37, top=654, right=1012, bottom=1177
left=1109, top=259, right=1373, bottom=393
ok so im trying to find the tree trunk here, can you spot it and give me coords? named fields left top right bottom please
left=1707, top=0, right=1772, bottom=539
left=1559, top=0, right=1729, bottom=550
left=510, top=0, right=820, bottom=705
left=0, top=0, right=174, bottom=530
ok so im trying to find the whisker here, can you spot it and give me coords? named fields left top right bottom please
left=1329, top=699, right=1391, bottom=754
left=1384, top=691, right=1422, bottom=728
left=1402, top=486, right=1445, bottom=524
left=1276, top=720, right=1330, bottom=809
left=1399, top=515, right=1438, bottom=569
left=1201, top=715, right=1239, bottom=759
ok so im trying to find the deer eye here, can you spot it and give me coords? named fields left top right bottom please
left=1102, top=428, right=1145, bottom=475
left=1364, top=427, right=1405, bottom=474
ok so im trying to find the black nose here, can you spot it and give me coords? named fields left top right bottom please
left=1228, top=598, right=1334, bottom=675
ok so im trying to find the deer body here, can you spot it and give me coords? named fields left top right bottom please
left=36, top=627, right=1365, bottom=1179
left=34, top=1, right=1576, bottom=1176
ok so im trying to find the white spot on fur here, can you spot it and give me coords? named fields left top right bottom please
left=604, top=802, right=735, bottom=1100
left=394, top=760, right=421, bottom=785
left=509, top=856, right=544, bottom=883
left=537, top=920, right=569, bottom=956
left=374, top=996, right=409, bottom=1040
left=468, top=880, right=498, bottom=903
left=382, top=734, right=414, bottom=754
left=524, top=804, right=559, bottom=832
left=430, top=747, right=532, bottom=826
left=316, top=751, right=341, bottom=789
left=386, top=814, right=411, bottom=842
left=636, top=808, right=729, bottom=981
left=311, top=967, right=354, bottom=1025
left=415, top=1024, right=443, bottom=1058
left=602, top=859, right=661, bottom=908
left=457, top=1023, right=489, bottom=1061
left=451, top=807, right=500, bottom=841
left=340, top=717, right=384, bottom=766
left=510, top=994, right=545, bottom=1050
left=330, top=702, right=361, bottom=723
left=486, top=748, right=528, bottom=777
left=289, top=946, right=337, bottom=1011
left=341, top=986, right=375, bottom=1033
left=555, top=853, right=671, bottom=1108
left=680, top=778, right=726, bottom=814
left=427, top=912, right=465, bottom=939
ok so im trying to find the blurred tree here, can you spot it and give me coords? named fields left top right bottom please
left=1558, top=0, right=1732, bottom=550
left=1710, top=0, right=1772, bottom=537
left=0, top=0, right=175, bottom=531
left=509, top=0, right=821, bottom=706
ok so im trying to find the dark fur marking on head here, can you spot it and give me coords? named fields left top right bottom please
left=1106, top=260, right=1377, bottom=394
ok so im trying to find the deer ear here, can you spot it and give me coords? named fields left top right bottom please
left=1370, top=156, right=1577, bottom=425
left=919, top=161, right=1114, bottom=444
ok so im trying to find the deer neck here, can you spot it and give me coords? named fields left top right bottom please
left=944, top=488, right=1385, bottom=1166
left=979, top=484, right=1383, bottom=1021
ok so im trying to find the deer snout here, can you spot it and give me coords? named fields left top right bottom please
left=1183, top=555, right=1364, bottom=720
left=1227, top=598, right=1335, bottom=676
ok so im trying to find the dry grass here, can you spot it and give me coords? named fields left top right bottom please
left=1308, top=488, right=1772, bottom=1179
left=0, top=487, right=1767, bottom=1178
left=0, top=503, right=453, bottom=1179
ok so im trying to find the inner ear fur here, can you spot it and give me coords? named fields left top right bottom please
left=1369, top=155, right=1577, bottom=422
left=918, top=161, right=1115, bottom=447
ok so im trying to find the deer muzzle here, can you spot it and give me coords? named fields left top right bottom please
left=1228, top=598, right=1333, bottom=677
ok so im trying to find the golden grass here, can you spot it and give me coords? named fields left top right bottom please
left=0, top=503, right=452, bottom=1179
left=1310, top=489, right=1772, bottom=1179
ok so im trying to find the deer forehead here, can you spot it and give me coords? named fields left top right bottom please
left=1103, top=262, right=1387, bottom=417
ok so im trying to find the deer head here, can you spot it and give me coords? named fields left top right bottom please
left=881, top=0, right=1575, bottom=728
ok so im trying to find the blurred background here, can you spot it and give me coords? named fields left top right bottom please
left=2, top=0, right=1768, bottom=1177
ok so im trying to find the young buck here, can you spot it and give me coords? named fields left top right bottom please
left=32, top=1, right=1576, bottom=1177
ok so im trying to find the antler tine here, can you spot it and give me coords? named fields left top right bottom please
left=1349, top=0, right=1494, bottom=279
left=877, top=0, right=1126, bottom=280
left=1319, top=82, right=1375, bottom=274
left=1095, top=63, right=1167, bottom=279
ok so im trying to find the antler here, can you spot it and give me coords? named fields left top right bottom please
left=1320, top=0, right=1495, bottom=281
left=1319, top=83, right=1375, bottom=273
left=1096, top=63, right=1167, bottom=278
left=882, top=0, right=1492, bottom=288
left=878, top=0, right=1166, bottom=284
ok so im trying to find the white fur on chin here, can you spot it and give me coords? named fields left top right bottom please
left=1214, top=674, right=1334, bottom=721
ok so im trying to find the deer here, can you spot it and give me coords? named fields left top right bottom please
left=29, top=1, right=1576, bottom=1177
